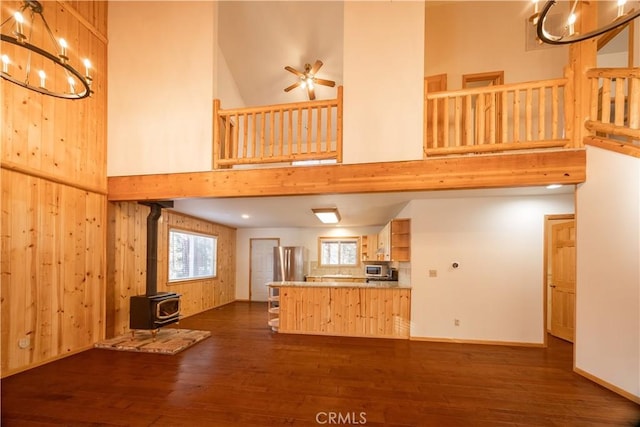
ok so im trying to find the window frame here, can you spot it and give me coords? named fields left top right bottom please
left=317, top=236, right=361, bottom=267
left=167, top=227, right=218, bottom=283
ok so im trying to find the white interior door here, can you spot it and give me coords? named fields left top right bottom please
left=250, top=238, right=279, bottom=301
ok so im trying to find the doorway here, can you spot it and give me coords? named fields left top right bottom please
left=249, top=238, right=279, bottom=301
left=543, top=214, right=576, bottom=344
left=461, top=71, right=504, bottom=144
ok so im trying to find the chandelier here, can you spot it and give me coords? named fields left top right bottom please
left=0, top=0, right=93, bottom=99
left=532, top=0, right=640, bottom=45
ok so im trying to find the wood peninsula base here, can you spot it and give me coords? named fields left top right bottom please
left=268, top=282, right=411, bottom=339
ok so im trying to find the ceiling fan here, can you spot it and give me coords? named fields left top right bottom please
left=284, top=60, right=335, bottom=101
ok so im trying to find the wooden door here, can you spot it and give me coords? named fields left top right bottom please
left=462, top=71, right=504, bottom=144
left=550, top=220, right=576, bottom=342
left=424, top=74, right=447, bottom=150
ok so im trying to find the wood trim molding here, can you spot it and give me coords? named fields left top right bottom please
left=410, top=336, right=546, bottom=348
left=107, top=150, right=586, bottom=201
left=574, top=367, right=640, bottom=404
left=2, top=161, right=108, bottom=195
left=584, top=136, right=640, bottom=159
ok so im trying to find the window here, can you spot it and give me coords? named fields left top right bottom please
left=318, top=237, right=360, bottom=267
left=168, top=229, right=217, bottom=282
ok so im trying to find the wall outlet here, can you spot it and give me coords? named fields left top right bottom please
left=454, top=319, right=460, bottom=327
left=428, top=269, right=437, bottom=277
left=18, top=336, right=30, bottom=349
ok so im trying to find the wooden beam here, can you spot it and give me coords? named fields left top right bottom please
left=107, top=150, right=586, bottom=201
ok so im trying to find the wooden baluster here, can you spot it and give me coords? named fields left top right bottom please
left=233, top=113, right=239, bottom=160
left=614, top=77, right=625, bottom=127
left=538, top=88, right=546, bottom=140
left=269, top=109, right=275, bottom=158
left=432, top=97, right=438, bottom=149
left=551, top=85, right=559, bottom=140
left=316, top=107, right=322, bottom=154
left=297, top=108, right=302, bottom=155
left=488, top=92, right=496, bottom=144
left=513, top=89, right=520, bottom=142
left=630, top=77, right=639, bottom=131
left=307, top=106, right=312, bottom=154
left=476, top=93, right=485, bottom=145
left=278, top=108, right=284, bottom=157
left=589, top=77, right=599, bottom=122
left=243, top=113, right=248, bottom=160
left=287, top=109, right=293, bottom=155
left=464, top=95, right=472, bottom=146
left=525, top=88, right=532, bottom=141
left=501, top=91, right=508, bottom=143
left=251, top=112, right=257, bottom=159
left=454, top=97, right=461, bottom=147
left=224, top=114, right=231, bottom=161
left=260, top=111, right=266, bottom=159
left=443, top=97, right=450, bottom=148
left=601, top=78, right=611, bottom=124
left=336, top=86, right=343, bottom=163
left=326, top=105, right=332, bottom=154
left=213, top=99, right=220, bottom=168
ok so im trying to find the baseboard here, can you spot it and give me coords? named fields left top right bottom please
left=574, top=367, right=640, bottom=404
left=1, top=343, right=95, bottom=379
left=410, top=336, right=546, bottom=347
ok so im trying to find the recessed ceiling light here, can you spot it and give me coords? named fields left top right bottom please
left=241, top=214, right=250, bottom=219
left=546, top=184, right=563, bottom=189
left=312, top=207, right=341, bottom=224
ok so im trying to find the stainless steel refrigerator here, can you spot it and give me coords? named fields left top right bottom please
left=273, top=246, right=306, bottom=282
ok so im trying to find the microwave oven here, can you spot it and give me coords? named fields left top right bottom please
left=364, top=264, right=388, bottom=277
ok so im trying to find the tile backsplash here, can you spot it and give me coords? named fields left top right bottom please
left=308, top=261, right=364, bottom=277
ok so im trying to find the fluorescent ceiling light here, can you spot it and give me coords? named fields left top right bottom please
left=312, top=208, right=341, bottom=224
left=546, top=184, right=563, bottom=189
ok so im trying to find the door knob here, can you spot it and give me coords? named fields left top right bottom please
left=550, top=284, right=557, bottom=288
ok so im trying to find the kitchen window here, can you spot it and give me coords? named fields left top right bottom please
left=168, top=229, right=217, bottom=282
left=318, top=237, right=360, bottom=267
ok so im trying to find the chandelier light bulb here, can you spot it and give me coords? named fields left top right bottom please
left=14, top=11, right=25, bottom=41
left=1, top=55, right=9, bottom=74
left=83, top=58, right=92, bottom=77
left=617, top=0, right=627, bottom=17
left=59, top=38, right=68, bottom=62
left=38, top=70, right=46, bottom=88
left=532, top=0, right=539, bottom=14
left=567, top=13, right=577, bottom=35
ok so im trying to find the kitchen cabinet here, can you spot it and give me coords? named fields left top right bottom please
left=267, top=287, right=279, bottom=331
left=361, top=234, right=378, bottom=261
left=391, top=218, right=411, bottom=262
left=377, top=222, right=391, bottom=261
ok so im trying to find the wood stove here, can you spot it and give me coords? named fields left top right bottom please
left=129, top=201, right=181, bottom=331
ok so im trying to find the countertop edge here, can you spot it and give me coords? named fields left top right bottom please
left=267, top=281, right=412, bottom=289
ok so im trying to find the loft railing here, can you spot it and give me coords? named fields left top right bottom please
left=424, top=77, right=571, bottom=156
left=585, top=68, right=640, bottom=151
left=213, top=87, right=343, bottom=168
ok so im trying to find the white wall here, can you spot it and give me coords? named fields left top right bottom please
left=576, top=146, right=640, bottom=399
left=405, top=194, right=574, bottom=344
left=342, top=2, right=425, bottom=164
left=235, top=225, right=381, bottom=300
left=108, top=2, right=216, bottom=176
left=425, top=1, right=568, bottom=89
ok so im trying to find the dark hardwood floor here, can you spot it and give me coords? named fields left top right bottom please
left=2, top=301, right=639, bottom=426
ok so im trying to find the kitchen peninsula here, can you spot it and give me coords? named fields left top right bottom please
left=267, top=281, right=411, bottom=339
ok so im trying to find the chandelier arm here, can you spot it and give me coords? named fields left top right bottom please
left=0, top=34, right=90, bottom=99
left=537, top=0, right=640, bottom=45
left=37, top=8, right=60, bottom=52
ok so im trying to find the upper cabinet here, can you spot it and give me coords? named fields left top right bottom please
left=378, top=222, right=391, bottom=261
left=390, top=218, right=411, bottom=262
left=361, top=234, right=379, bottom=261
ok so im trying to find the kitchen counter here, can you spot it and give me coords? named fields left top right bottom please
left=269, top=280, right=410, bottom=289
left=267, top=281, right=411, bottom=339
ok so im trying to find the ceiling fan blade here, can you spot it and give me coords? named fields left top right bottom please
left=284, top=66, right=304, bottom=77
left=310, top=60, right=323, bottom=75
left=307, top=85, right=316, bottom=101
left=314, top=78, right=335, bottom=88
left=284, top=81, right=302, bottom=92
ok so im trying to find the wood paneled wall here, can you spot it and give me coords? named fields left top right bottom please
left=1, top=1, right=108, bottom=377
left=107, top=203, right=236, bottom=338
